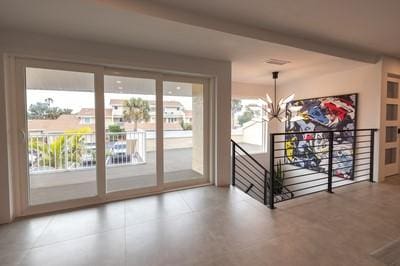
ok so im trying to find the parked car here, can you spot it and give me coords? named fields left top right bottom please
left=81, top=151, right=96, bottom=166
left=81, top=143, right=96, bottom=166
left=110, top=142, right=130, bottom=164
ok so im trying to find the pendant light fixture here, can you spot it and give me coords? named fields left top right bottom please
left=259, top=71, right=294, bottom=122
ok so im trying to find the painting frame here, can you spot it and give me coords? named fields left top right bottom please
left=285, top=93, right=358, bottom=179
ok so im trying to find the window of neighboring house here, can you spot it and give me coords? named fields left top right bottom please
left=119, top=118, right=123, bottom=122
left=114, top=106, right=118, bottom=110
left=83, top=117, right=91, bottom=124
left=231, top=98, right=267, bottom=154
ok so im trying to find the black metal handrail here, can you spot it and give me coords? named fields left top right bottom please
left=269, top=128, right=377, bottom=209
left=231, top=140, right=294, bottom=205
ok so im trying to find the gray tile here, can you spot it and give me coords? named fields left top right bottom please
left=125, top=192, right=192, bottom=226
left=20, top=228, right=125, bottom=266
left=0, top=176, right=399, bottom=266
left=34, top=201, right=125, bottom=247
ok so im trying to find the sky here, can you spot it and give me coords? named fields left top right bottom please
left=27, top=90, right=193, bottom=113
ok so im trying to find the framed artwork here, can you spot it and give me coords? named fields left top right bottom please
left=285, top=93, right=357, bottom=179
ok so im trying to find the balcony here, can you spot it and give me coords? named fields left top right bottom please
left=28, top=131, right=147, bottom=173
left=27, top=130, right=202, bottom=205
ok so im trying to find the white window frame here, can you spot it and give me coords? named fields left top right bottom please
left=13, top=57, right=213, bottom=217
left=231, top=98, right=268, bottom=154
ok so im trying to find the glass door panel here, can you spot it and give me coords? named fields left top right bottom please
left=104, top=75, right=157, bottom=192
left=163, top=81, right=205, bottom=183
left=25, top=67, right=97, bottom=205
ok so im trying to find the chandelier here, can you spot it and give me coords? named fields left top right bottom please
left=259, top=71, right=294, bottom=122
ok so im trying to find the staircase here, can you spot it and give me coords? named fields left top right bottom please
left=231, top=140, right=293, bottom=207
left=231, top=128, right=377, bottom=209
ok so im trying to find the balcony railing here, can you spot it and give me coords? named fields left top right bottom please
left=28, top=131, right=146, bottom=174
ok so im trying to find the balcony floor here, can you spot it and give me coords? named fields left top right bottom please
left=29, top=148, right=203, bottom=205
left=1, top=176, right=400, bottom=265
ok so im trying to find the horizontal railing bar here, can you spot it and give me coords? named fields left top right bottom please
left=236, top=168, right=264, bottom=189
left=235, top=152, right=266, bottom=175
left=273, top=142, right=371, bottom=152
left=332, top=174, right=370, bottom=184
left=355, top=140, right=372, bottom=144
left=316, top=157, right=370, bottom=168
left=274, top=157, right=320, bottom=166
left=274, top=147, right=369, bottom=160
left=237, top=177, right=264, bottom=196
left=332, top=178, right=370, bottom=189
left=235, top=160, right=265, bottom=183
left=289, top=182, right=328, bottom=193
left=283, top=171, right=327, bottom=180
left=354, top=151, right=371, bottom=156
left=271, top=128, right=377, bottom=136
left=235, top=180, right=264, bottom=201
left=235, top=172, right=265, bottom=193
left=235, top=178, right=265, bottom=199
left=285, top=177, right=329, bottom=187
left=353, top=156, right=371, bottom=161
left=354, top=162, right=371, bottom=167
left=235, top=151, right=266, bottom=175
left=332, top=165, right=353, bottom=171
left=332, top=162, right=371, bottom=172
left=281, top=167, right=324, bottom=173
left=231, top=140, right=268, bottom=172
left=353, top=167, right=370, bottom=173
left=352, top=173, right=371, bottom=179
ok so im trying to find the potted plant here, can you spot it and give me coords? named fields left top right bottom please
left=273, top=160, right=285, bottom=194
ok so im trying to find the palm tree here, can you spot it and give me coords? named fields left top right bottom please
left=29, top=127, right=92, bottom=169
left=123, top=98, right=150, bottom=131
left=45, top=97, right=54, bottom=106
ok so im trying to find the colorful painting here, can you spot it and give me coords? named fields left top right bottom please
left=285, top=94, right=357, bottom=179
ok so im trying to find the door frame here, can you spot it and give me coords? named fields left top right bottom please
left=383, top=76, right=400, bottom=177
left=14, top=57, right=213, bottom=217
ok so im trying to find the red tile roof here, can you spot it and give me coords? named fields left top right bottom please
left=28, top=115, right=95, bottom=133
left=77, top=108, right=112, bottom=117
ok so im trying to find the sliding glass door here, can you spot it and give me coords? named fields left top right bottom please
left=17, top=59, right=210, bottom=214
left=24, top=66, right=97, bottom=205
left=162, top=80, right=208, bottom=185
left=104, top=73, right=157, bottom=192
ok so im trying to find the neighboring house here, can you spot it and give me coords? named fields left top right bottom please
left=109, top=99, right=187, bottom=124
left=76, top=108, right=113, bottom=127
left=28, top=114, right=95, bottom=135
left=183, top=110, right=192, bottom=123
left=27, top=112, right=183, bottom=135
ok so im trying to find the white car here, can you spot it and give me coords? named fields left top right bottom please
left=110, top=142, right=130, bottom=163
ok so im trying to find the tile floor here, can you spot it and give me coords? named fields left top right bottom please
left=1, top=176, right=400, bottom=265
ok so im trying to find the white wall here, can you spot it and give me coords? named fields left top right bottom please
left=232, top=82, right=271, bottom=99
left=232, top=62, right=383, bottom=181
left=277, top=62, right=383, bottom=180
left=278, top=63, right=382, bottom=130
left=0, top=30, right=231, bottom=223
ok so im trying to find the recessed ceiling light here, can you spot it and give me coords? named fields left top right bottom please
left=176, top=86, right=181, bottom=90
left=265, top=58, right=291, bottom=65
left=168, top=91, right=172, bottom=94
left=118, top=86, right=123, bottom=90
left=116, top=80, right=122, bottom=84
